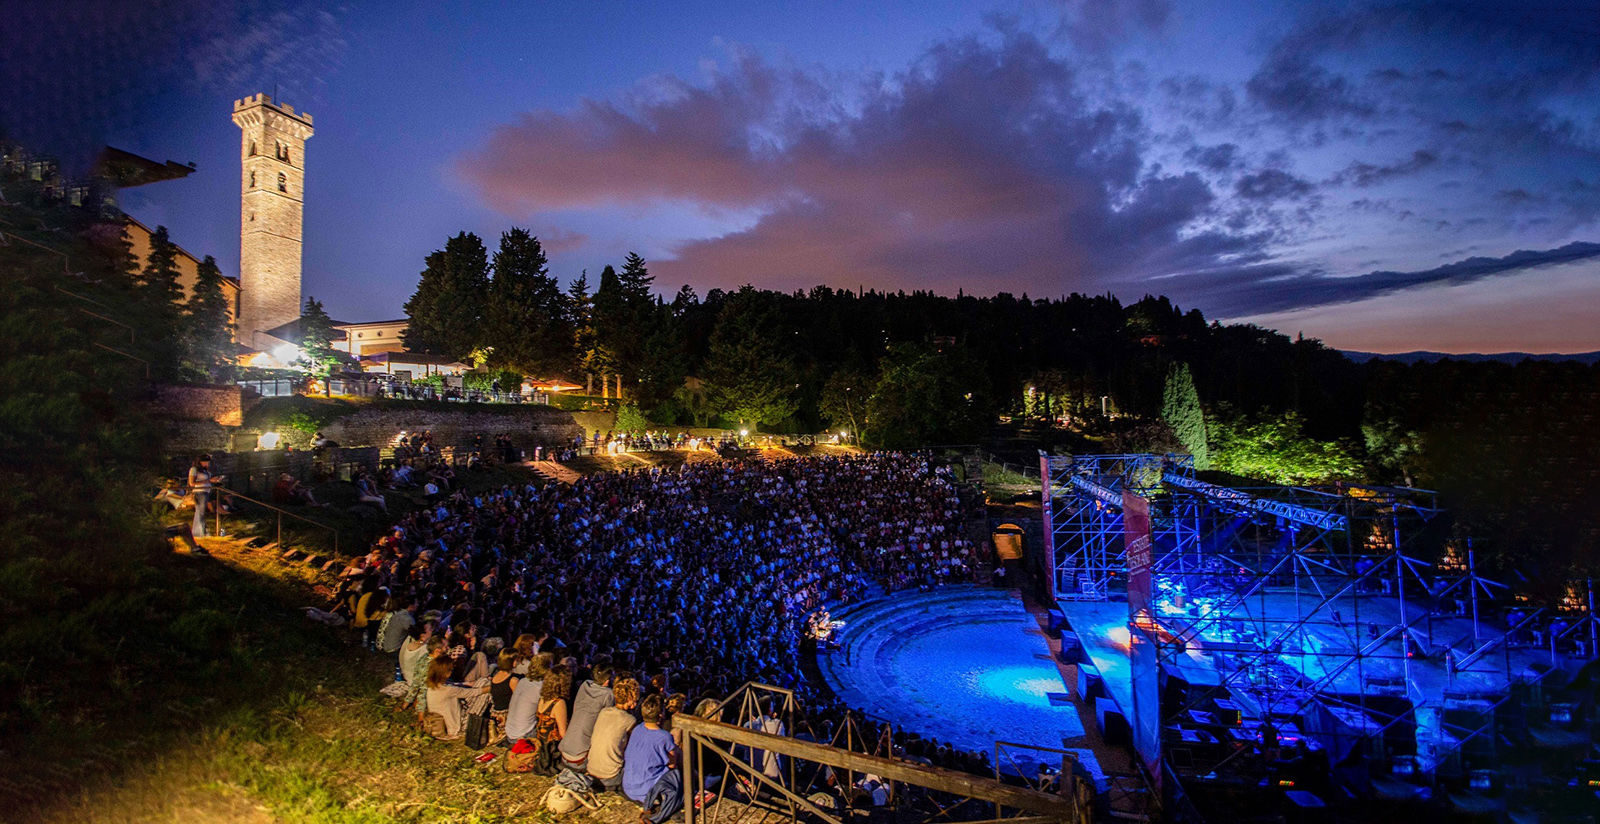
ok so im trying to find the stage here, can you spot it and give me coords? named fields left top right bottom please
left=819, top=586, right=1107, bottom=782
left=1060, top=587, right=1554, bottom=767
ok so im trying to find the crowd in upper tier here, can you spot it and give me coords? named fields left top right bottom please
left=326, top=452, right=990, bottom=820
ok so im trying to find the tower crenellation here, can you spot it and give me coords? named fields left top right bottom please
left=232, top=92, right=313, bottom=347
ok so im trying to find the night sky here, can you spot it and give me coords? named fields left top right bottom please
left=11, top=1, right=1600, bottom=353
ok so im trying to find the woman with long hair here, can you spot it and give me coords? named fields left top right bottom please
left=424, top=654, right=490, bottom=739
left=187, top=454, right=221, bottom=539
left=535, top=663, right=572, bottom=744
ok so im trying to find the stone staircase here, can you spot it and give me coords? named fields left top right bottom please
left=524, top=460, right=583, bottom=485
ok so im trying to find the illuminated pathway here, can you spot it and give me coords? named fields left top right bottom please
left=820, top=586, right=1106, bottom=784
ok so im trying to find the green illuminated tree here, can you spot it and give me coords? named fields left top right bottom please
left=1209, top=410, right=1359, bottom=485
left=1162, top=361, right=1209, bottom=469
left=297, top=297, right=341, bottom=378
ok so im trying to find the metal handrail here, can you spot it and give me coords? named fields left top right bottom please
left=210, top=486, right=340, bottom=556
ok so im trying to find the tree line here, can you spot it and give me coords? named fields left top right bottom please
left=401, top=229, right=1371, bottom=442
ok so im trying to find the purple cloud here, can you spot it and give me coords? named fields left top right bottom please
left=458, top=32, right=1260, bottom=297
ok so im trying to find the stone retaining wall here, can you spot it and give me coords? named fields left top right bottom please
left=311, top=405, right=581, bottom=449
left=150, top=383, right=258, bottom=426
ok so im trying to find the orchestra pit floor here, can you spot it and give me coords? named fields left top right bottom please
left=819, top=586, right=1109, bottom=784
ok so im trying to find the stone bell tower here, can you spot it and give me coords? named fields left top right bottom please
left=232, top=92, right=314, bottom=348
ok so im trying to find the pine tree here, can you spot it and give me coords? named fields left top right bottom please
left=1162, top=361, right=1209, bottom=469
left=569, top=270, right=612, bottom=394
left=401, top=232, right=489, bottom=359
left=298, top=297, right=341, bottom=378
left=486, top=228, right=572, bottom=377
left=136, top=225, right=186, bottom=378
left=619, top=252, right=654, bottom=301
left=184, top=254, right=234, bottom=382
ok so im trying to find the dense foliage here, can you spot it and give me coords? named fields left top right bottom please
left=1162, top=362, right=1209, bottom=469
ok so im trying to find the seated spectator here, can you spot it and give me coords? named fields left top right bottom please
left=350, top=580, right=388, bottom=650
left=536, top=664, right=573, bottom=746
left=560, top=656, right=615, bottom=772
left=377, top=595, right=417, bottom=654
left=424, top=655, right=490, bottom=739
left=489, top=648, right=520, bottom=729
left=588, top=677, right=640, bottom=792
left=505, top=651, right=553, bottom=743
left=355, top=471, right=388, bottom=513
left=624, top=694, right=682, bottom=823
left=397, top=621, right=435, bottom=689
left=273, top=473, right=324, bottom=507
left=151, top=479, right=190, bottom=515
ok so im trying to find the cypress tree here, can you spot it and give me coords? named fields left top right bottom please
left=1162, top=361, right=1209, bottom=469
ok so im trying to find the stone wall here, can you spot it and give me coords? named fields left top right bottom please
left=150, top=383, right=257, bottom=426
left=161, top=419, right=237, bottom=453
left=307, top=405, right=581, bottom=449
left=164, top=398, right=585, bottom=459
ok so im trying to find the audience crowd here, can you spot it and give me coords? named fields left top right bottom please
left=330, top=451, right=991, bottom=819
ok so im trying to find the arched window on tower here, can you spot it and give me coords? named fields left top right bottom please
left=249, top=141, right=257, bottom=156
left=277, top=172, right=287, bottom=193
left=249, top=171, right=256, bottom=188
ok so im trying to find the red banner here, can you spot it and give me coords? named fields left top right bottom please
left=1123, top=490, right=1162, bottom=792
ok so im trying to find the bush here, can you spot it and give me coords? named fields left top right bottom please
left=615, top=403, right=649, bottom=432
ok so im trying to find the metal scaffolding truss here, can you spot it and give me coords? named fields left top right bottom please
left=1041, top=454, right=1190, bottom=601
left=1041, top=453, right=1600, bottom=795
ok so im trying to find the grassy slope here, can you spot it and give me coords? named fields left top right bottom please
left=15, top=497, right=649, bottom=824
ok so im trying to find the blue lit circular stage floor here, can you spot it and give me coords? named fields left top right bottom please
left=819, top=587, right=1092, bottom=773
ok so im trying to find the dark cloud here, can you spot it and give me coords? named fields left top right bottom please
left=1052, top=0, right=1171, bottom=52
left=1246, top=54, right=1373, bottom=123
left=1186, top=142, right=1241, bottom=172
left=1171, top=241, right=1600, bottom=317
left=1330, top=149, right=1438, bottom=187
left=459, top=31, right=1263, bottom=297
left=1235, top=169, right=1314, bottom=201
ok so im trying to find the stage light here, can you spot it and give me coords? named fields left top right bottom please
left=257, top=430, right=281, bottom=450
left=272, top=342, right=301, bottom=365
